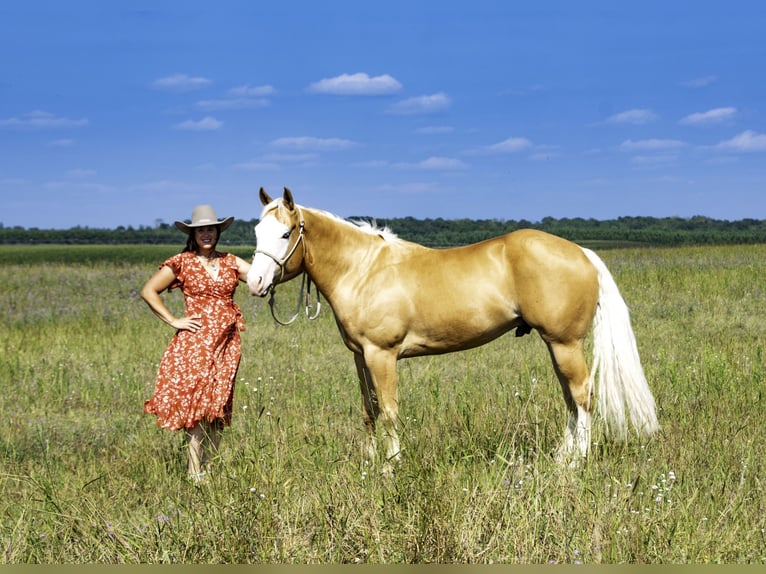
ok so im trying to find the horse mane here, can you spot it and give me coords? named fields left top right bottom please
left=260, top=198, right=400, bottom=243
left=348, top=218, right=400, bottom=242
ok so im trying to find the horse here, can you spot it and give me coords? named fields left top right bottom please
left=247, top=187, right=659, bottom=470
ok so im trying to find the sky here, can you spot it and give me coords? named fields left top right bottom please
left=2, top=1, right=766, bottom=230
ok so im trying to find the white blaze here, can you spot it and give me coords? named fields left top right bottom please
left=246, top=214, right=291, bottom=296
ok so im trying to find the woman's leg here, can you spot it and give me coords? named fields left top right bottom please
left=200, top=419, right=223, bottom=467
left=185, top=424, right=205, bottom=478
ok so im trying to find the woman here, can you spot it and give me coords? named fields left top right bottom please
left=142, top=204, right=251, bottom=482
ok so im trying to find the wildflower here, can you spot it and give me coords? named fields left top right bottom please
left=157, top=514, right=170, bottom=524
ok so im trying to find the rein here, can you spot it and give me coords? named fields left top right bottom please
left=267, top=271, right=321, bottom=326
left=253, top=209, right=322, bottom=326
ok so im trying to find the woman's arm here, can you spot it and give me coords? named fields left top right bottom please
left=235, top=255, right=251, bottom=282
left=141, top=265, right=202, bottom=332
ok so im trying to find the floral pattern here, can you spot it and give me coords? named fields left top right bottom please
left=144, top=251, right=245, bottom=430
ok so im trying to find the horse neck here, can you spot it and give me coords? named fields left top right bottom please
left=301, top=208, right=375, bottom=295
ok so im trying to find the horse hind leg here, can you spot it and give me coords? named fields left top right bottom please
left=354, top=353, right=379, bottom=463
left=546, top=339, right=593, bottom=465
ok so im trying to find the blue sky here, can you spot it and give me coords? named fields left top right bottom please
left=2, top=1, right=765, bottom=229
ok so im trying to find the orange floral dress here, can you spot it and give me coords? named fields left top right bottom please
left=144, top=251, right=245, bottom=430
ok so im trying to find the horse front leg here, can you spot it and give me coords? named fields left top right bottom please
left=360, top=348, right=401, bottom=474
left=353, top=352, right=379, bottom=463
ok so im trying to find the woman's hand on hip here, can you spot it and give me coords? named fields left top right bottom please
left=172, top=315, right=203, bottom=332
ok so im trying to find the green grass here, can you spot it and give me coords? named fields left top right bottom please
left=1, top=244, right=765, bottom=563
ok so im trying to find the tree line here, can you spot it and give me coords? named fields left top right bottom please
left=2, top=214, right=766, bottom=247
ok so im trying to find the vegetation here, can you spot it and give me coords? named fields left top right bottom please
left=1, top=243, right=765, bottom=563
left=3, top=214, right=766, bottom=247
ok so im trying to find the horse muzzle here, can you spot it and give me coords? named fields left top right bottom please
left=247, top=252, right=283, bottom=297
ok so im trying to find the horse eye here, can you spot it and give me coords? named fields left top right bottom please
left=282, top=231, right=291, bottom=239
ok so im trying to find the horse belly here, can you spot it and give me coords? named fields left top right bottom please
left=399, top=290, right=520, bottom=357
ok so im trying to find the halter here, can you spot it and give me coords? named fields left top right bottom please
left=253, top=208, right=321, bottom=325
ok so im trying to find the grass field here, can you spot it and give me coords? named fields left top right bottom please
left=1, top=243, right=765, bottom=563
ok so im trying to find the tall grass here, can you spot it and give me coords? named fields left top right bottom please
left=1, top=244, right=765, bottom=563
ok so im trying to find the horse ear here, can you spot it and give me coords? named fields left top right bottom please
left=283, top=187, right=295, bottom=211
left=259, top=187, right=272, bottom=206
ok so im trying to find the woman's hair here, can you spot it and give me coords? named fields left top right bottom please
left=181, top=226, right=220, bottom=253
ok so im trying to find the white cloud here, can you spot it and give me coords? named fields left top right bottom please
left=197, top=98, right=270, bottom=110
left=716, top=130, right=766, bottom=152
left=259, top=153, right=319, bottom=162
left=620, top=138, right=685, bottom=151
left=174, top=117, right=222, bottom=131
left=486, top=137, right=533, bottom=153
left=153, top=73, right=211, bottom=92
left=418, top=156, right=467, bottom=170
left=679, top=107, right=736, bottom=126
left=270, top=136, right=357, bottom=151
left=44, top=180, right=116, bottom=194
left=0, top=110, right=88, bottom=129
left=396, top=156, right=468, bottom=170
left=605, top=108, right=658, bottom=125
left=630, top=153, right=680, bottom=165
left=388, top=93, right=451, bottom=115
left=229, top=84, right=275, bottom=97
left=680, top=75, right=718, bottom=88
left=307, top=73, right=402, bottom=95
left=232, top=161, right=281, bottom=171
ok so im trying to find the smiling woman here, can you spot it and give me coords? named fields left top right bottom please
left=141, top=204, right=252, bottom=483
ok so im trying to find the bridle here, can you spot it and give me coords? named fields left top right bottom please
left=253, top=217, right=305, bottom=285
left=252, top=209, right=321, bottom=325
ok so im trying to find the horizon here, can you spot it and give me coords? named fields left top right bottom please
left=2, top=2, right=766, bottom=229
left=3, top=211, right=763, bottom=233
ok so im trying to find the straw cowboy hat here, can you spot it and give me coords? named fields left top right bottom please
left=174, top=204, right=234, bottom=234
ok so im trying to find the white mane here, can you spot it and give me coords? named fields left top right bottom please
left=349, top=218, right=399, bottom=242
left=260, top=198, right=400, bottom=242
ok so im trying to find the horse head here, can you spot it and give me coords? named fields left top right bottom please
left=247, top=187, right=306, bottom=297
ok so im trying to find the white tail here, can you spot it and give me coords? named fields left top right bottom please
left=581, top=248, right=660, bottom=440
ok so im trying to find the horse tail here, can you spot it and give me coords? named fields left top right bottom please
left=581, top=248, right=660, bottom=440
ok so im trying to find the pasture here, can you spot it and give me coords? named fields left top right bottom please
left=1, top=243, right=765, bottom=563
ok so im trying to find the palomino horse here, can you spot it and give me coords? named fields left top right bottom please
left=248, top=187, right=659, bottom=469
